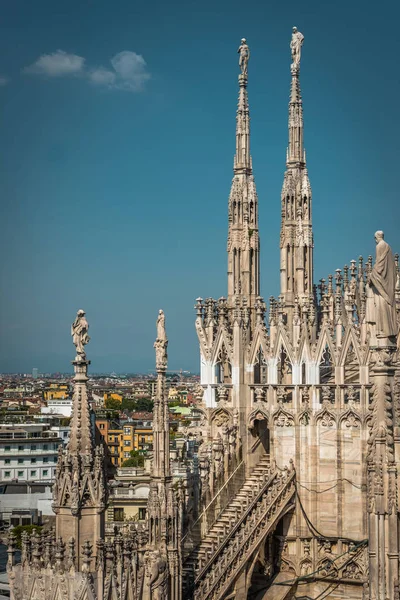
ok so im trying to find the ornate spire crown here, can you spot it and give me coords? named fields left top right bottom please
left=235, top=38, right=251, bottom=174
left=287, top=26, right=305, bottom=166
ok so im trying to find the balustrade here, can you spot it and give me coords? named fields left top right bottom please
left=250, top=383, right=371, bottom=412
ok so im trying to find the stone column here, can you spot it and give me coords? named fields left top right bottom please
left=367, top=346, right=398, bottom=600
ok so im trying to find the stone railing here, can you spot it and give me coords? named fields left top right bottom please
left=194, top=465, right=296, bottom=600
left=250, top=384, right=371, bottom=412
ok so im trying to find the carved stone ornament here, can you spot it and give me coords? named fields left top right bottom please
left=274, top=406, right=294, bottom=427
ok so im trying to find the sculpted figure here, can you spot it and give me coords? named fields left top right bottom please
left=148, top=550, right=167, bottom=600
left=156, top=309, right=167, bottom=342
left=290, top=27, right=304, bottom=69
left=154, top=309, right=168, bottom=370
left=238, top=38, right=250, bottom=76
left=71, top=309, right=90, bottom=358
left=366, top=231, right=398, bottom=344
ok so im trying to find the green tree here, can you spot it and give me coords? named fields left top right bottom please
left=121, top=398, right=137, bottom=412
left=105, top=398, right=122, bottom=411
left=122, top=450, right=144, bottom=468
left=12, top=525, right=42, bottom=549
left=135, top=398, right=153, bottom=412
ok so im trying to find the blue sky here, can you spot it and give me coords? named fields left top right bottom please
left=0, top=0, right=399, bottom=374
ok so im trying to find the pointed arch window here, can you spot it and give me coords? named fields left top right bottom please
left=277, top=346, right=292, bottom=385
left=344, top=343, right=360, bottom=384
left=215, top=346, right=232, bottom=384
left=320, top=344, right=334, bottom=384
left=254, top=347, right=268, bottom=384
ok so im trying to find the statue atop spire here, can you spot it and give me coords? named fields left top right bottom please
left=290, top=26, right=304, bottom=71
left=154, top=309, right=168, bottom=371
left=71, top=309, right=90, bottom=360
left=238, top=38, right=250, bottom=76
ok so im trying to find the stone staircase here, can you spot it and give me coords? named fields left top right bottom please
left=183, top=455, right=296, bottom=600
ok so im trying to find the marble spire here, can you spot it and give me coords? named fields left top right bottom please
left=227, top=39, right=260, bottom=310
left=52, top=310, right=106, bottom=570
left=280, top=28, right=314, bottom=323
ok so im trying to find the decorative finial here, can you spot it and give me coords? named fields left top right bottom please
left=154, top=309, right=168, bottom=371
left=290, top=26, right=304, bottom=72
left=71, top=309, right=90, bottom=361
left=238, top=38, right=250, bottom=76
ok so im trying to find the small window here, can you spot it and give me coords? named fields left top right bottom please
left=43, top=444, right=48, bottom=450
left=18, top=459, right=24, bottom=464
left=139, top=508, right=147, bottom=520
left=5, top=446, right=10, bottom=452
left=30, top=470, right=37, bottom=477
left=5, top=459, right=10, bottom=465
left=99, top=423, right=104, bottom=429
left=114, top=508, right=124, bottom=522
left=30, top=445, right=36, bottom=451
left=4, top=471, right=10, bottom=477
left=43, top=457, right=48, bottom=463
left=124, top=440, right=130, bottom=446
left=43, top=470, right=48, bottom=477
left=18, top=445, right=24, bottom=451
left=31, top=458, right=36, bottom=464
left=17, top=471, right=24, bottom=477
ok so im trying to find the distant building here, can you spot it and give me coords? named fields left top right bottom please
left=32, top=368, right=38, bottom=379
left=0, top=482, right=53, bottom=526
left=41, top=397, right=72, bottom=417
left=0, top=422, right=62, bottom=483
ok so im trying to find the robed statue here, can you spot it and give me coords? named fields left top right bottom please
left=71, top=309, right=90, bottom=359
left=290, top=27, right=304, bottom=69
left=154, top=309, right=168, bottom=370
left=366, top=231, right=398, bottom=345
left=238, top=38, right=250, bottom=76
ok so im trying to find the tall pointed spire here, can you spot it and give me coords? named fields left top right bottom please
left=227, top=39, right=260, bottom=312
left=52, top=310, right=106, bottom=571
left=280, top=27, right=314, bottom=324
left=145, top=310, right=181, bottom=600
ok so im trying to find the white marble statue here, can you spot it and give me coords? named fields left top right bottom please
left=238, top=38, right=250, bottom=76
left=366, top=231, right=398, bottom=344
left=156, top=309, right=167, bottom=342
left=154, top=309, right=168, bottom=370
left=290, top=27, right=304, bottom=69
left=71, top=309, right=90, bottom=358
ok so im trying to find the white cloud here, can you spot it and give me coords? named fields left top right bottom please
left=24, top=50, right=85, bottom=77
left=90, top=51, right=150, bottom=92
left=24, top=49, right=150, bottom=92
left=89, top=68, right=116, bottom=86
left=110, top=51, right=150, bottom=91
left=0, top=76, right=8, bottom=86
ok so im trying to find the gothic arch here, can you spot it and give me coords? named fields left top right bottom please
left=211, top=328, right=233, bottom=365
left=339, top=408, right=361, bottom=429
left=315, top=405, right=337, bottom=428
left=273, top=329, right=295, bottom=365
left=314, top=328, right=336, bottom=366
left=253, top=346, right=268, bottom=384
left=277, top=346, right=292, bottom=385
left=318, top=343, right=335, bottom=385
left=210, top=407, right=232, bottom=428
left=317, top=558, right=338, bottom=578
left=212, top=341, right=232, bottom=385
left=248, top=328, right=269, bottom=366
left=339, top=328, right=362, bottom=367
left=297, top=407, right=312, bottom=426
left=272, top=405, right=295, bottom=428
left=248, top=405, right=269, bottom=430
left=299, top=557, right=313, bottom=577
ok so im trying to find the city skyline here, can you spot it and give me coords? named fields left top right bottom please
left=0, top=0, right=399, bottom=373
